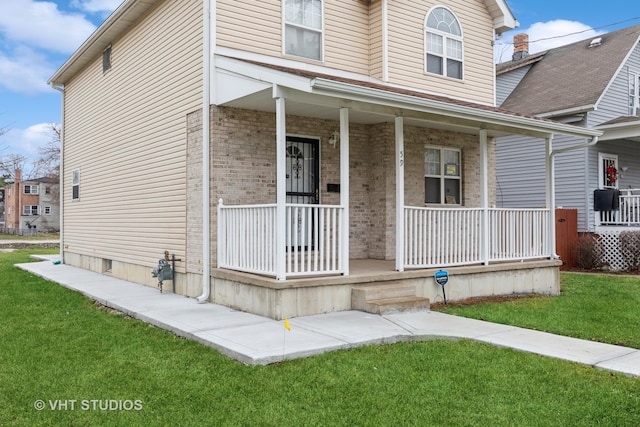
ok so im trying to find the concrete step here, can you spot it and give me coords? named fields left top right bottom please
left=355, top=295, right=430, bottom=315
left=352, top=283, right=416, bottom=302
left=351, top=283, right=430, bottom=315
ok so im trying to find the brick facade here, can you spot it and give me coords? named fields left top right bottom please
left=186, top=105, right=496, bottom=268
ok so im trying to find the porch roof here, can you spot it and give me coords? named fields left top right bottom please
left=596, top=116, right=640, bottom=143
left=215, top=56, right=602, bottom=141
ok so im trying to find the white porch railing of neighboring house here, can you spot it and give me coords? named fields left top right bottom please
left=217, top=201, right=344, bottom=278
left=404, top=207, right=550, bottom=268
left=598, top=189, right=640, bottom=226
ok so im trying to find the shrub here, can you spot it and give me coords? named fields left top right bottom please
left=619, top=231, right=640, bottom=272
left=575, top=233, right=605, bottom=270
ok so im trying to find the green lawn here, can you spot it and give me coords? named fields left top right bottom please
left=0, top=232, right=60, bottom=241
left=438, top=273, right=640, bottom=349
left=2, top=251, right=639, bottom=426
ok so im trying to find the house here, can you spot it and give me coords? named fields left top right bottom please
left=47, top=0, right=599, bottom=319
left=2, top=169, right=60, bottom=232
left=496, top=25, right=640, bottom=270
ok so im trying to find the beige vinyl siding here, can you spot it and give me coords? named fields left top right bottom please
left=368, top=0, right=383, bottom=79
left=62, top=0, right=202, bottom=271
left=217, top=0, right=370, bottom=74
left=387, top=0, right=495, bottom=104
left=217, top=0, right=282, bottom=57
left=324, top=1, right=369, bottom=72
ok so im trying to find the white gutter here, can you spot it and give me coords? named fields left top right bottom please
left=197, top=0, right=212, bottom=303
left=311, top=78, right=602, bottom=139
left=50, top=83, right=65, bottom=263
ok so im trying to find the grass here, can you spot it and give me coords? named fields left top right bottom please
left=1, top=251, right=640, bottom=426
left=0, top=232, right=60, bottom=241
left=438, top=273, right=640, bottom=349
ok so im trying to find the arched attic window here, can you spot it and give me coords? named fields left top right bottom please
left=425, top=7, right=463, bottom=79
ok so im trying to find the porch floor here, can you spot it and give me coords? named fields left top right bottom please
left=212, top=258, right=559, bottom=290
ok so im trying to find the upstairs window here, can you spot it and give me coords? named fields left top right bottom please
left=425, top=7, right=463, bottom=80
left=425, top=146, right=462, bottom=205
left=284, top=0, right=323, bottom=61
left=630, top=72, right=639, bottom=116
left=24, top=185, right=39, bottom=195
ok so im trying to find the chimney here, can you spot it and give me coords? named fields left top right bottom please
left=512, top=33, right=529, bottom=61
left=14, top=168, right=21, bottom=184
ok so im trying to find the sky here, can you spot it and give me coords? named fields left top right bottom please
left=0, top=0, right=639, bottom=164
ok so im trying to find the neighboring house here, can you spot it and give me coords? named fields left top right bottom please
left=496, top=25, right=640, bottom=269
left=3, top=170, right=60, bottom=232
left=48, top=0, right=599, bottom=319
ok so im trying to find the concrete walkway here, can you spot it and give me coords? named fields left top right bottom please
left=16, top=256, right=640, bottom=375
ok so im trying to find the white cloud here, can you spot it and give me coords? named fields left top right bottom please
left=2, top=123, right=56, bottom=160
left=0, top=0, right=96, bottom=54
left=495, top=20, right=604, bottom=63
left=72, top=0, right=122, bottom=14
left=0, top=47, right=54, bottom=94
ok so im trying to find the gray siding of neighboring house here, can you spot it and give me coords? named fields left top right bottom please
left=584, top=43, right=640, bottom=230
left=496, top=133, right=547, bottom=208
left=496, top=65, right=531, bottom=106
left=496, top=127, right=592, bottom=230
left=553, top=133, right=590, bottom=231
left=497, top=41, right=640, bottom=232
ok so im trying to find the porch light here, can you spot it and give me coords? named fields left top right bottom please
left=328, top=130, right=339, bottom=148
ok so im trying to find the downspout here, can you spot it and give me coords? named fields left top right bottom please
left=197, top=0, right=212, bottom=303
left=548, top=135, right=600, bottom=257
left=50, top=83, right=65, bottom=263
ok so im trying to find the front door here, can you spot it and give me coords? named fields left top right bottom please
left=286, top=136, right=319, bottom=248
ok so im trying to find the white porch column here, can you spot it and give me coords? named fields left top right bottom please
left=545, top=136, right=557, bottom=258
left=395, top=116, right=404, bottom=272
left=275, top=89, right=287, bottom=280
left=340, top=107, right=350, bottom=275
left=479, top=129, right=489, bottom=265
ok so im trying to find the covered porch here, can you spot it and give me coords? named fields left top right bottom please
left=203, top=56, right=601, bottom=317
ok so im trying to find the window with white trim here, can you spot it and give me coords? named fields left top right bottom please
left=425, top=146, right=461, bottom=204
left=425, top=7, right=463, bottom=79
left=630, top=72, right=640, bottom=116
left=23, top=185, right=39, bottom=195
left=23, top=205, right=39, bottom=216
left=72, top=169, right=80, bottom=200
left=599, top=153, right=618, bottom=188
left=44, top=206, right=51, bottom=215
left=284, top=0, right=323, bottom=61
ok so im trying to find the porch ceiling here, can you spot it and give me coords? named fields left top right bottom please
left=215, top=56, right=602, bottom=141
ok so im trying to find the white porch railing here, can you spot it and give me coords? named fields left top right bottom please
left=404, top=207, right=550, bottom=268
left=218, top=202, right=550, bottom=277
left=217, top=201, right=344, bottom=278
left=599, top=189, right=640, bottom=226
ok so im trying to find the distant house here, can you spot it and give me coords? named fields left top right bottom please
left=48, top=0, right=599, bottom=319
left=3, top=170, right=60, bottom=232
left=496, top=25, right=640, bottom=269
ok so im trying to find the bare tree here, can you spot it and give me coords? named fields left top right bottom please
left=0, top=153, right=29, bottom=182
left=35, top=123, right=61, bottom=179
